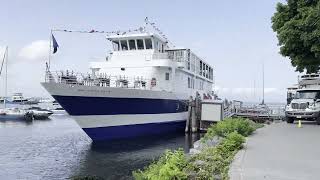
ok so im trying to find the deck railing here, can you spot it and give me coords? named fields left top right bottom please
left=45, top=70, right=159, bottom=90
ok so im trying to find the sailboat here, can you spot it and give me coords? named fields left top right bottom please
left=0, top=47, right=32, bottom=121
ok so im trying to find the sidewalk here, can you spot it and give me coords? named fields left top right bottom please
left=230, top=121, right=320, bottom=180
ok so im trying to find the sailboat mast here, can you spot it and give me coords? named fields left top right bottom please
left=4, top=46, right=8, bottom=108
left=262, top=62, right=265, bottom=105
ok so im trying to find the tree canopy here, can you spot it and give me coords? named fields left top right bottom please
left=271, top=0, right=320, bottom=73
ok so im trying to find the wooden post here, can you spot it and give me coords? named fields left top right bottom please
left=191, top=99, right=197, bottom=133
left=185, top=96, right=193, bottom=133
left=195, top=92, right=201, bottom=132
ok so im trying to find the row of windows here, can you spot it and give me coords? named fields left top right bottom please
left=200, top=61, right=213, bottom=80
left=188, top=77, right=195, bottom=89
left=186, top=51, right=213, bottom=81
left=112, top=39, right=153, bottom=51
left=188, top=77, right=206, bottom=90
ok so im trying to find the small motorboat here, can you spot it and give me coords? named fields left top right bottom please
left=26, top=107, right=53, bottom=120
left=0, top=108, right=31, bottom=121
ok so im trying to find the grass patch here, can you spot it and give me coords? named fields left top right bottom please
left=133, top=118, right=263, bottom=180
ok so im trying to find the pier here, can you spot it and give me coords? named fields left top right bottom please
left=185, top=97, right=285, bottom=132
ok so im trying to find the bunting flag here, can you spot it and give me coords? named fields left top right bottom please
left=144, top=17, right=174, bottom=47
left=52, top=34, right=59, bottom=54
left=52, top=27, right=144, bottom=35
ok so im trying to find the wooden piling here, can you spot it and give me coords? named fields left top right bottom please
left=185, top=96, right=193, bottom=133
left=191, top=99, right=197, bottom=133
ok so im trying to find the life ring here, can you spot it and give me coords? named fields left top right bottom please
left=151, top=78, right=157, bottom=87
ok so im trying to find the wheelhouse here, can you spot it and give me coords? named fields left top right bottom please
left=107, top=33, right=169, bottom=53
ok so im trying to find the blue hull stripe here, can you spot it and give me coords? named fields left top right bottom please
left=52, top=95, right=187, bottom=116
left=82, top=120, right=186, bottom=141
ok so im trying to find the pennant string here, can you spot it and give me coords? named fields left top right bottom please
left=52, top=27, right=145, bottom=36
left=144, top=17, right=175, bottom=47
left=52, top=18, right=175, bottom=47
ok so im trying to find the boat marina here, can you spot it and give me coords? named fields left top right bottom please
left=2, top=1, right=320, bottom=179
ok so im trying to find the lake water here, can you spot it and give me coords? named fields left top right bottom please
left=0, top=114, right=200, bottom=180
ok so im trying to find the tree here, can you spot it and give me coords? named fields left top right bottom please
left=271, top=0, right=320, bottom=73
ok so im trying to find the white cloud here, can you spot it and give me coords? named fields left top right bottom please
left=18, top=40, right=49, bottom=61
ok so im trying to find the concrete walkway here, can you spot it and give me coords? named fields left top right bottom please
left=230, top=121, right=320, bottom=180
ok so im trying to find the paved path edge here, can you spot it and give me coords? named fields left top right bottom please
left=228, top=127, right=265, bottom=180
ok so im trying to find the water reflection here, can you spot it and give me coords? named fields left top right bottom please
left=0, top=113, right=202, bottom=180
left=73, top=133, right=202, bottom=179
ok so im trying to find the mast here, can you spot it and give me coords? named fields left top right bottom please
left=4, top=46, right=8, bottom=108
left=261, top=62, right=265, bottom=105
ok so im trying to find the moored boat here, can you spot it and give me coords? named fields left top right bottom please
left=41, top=20, right=215, bottom=141
left=26, top=107, right=53, bottom=119
left=0, top=108, right=30, bottom=120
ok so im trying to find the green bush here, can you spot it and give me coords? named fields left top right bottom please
left=133, top=149, right=188, bottom=180
left=133, top=118, right=262, bottom=180
left=202, top=118, right=262, bottom=142
left=187, top=132, right=245, bottom=180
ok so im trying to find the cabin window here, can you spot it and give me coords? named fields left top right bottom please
left=162, top=44, right=164, bottom=53
left=192, top=78, right=194, bottom=89
left=165, top=72, right=170, bottom=80
left=202, top=63, right=206, bottom=77
left=154, top=40, right=159, bottom=51
left=137, top=39, right=144, bottom=50
left=188, top=77, right=195, bottom=89
left=187, top=51, right=191, bottom=70
left=120, top=40, right=128, bottom=51
left=158, top=42, right=161, bottom=52
left=129, top=40, right=136, bottom=50
left=112, top=41, right=120, bottom=51
left=145, top=38, right=153, bottom=49
left=206, top=65, right=209, bottom=78
left=200, top=61, right=202, bottom=76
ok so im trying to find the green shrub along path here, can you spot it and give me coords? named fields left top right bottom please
left=133, top=118, right=264, bottom=180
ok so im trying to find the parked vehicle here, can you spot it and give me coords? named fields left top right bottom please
left=285, top=74, right=320, bottom=124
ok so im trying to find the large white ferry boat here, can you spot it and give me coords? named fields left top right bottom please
left=42, top=24, right=214, bottom=141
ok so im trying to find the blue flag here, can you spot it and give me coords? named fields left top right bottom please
left=52, top=34, right=59, bottom=54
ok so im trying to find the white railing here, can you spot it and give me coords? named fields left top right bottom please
left=45, top=70, right=160, bottom=90
left=153, top=52, right=185, bottom=62
left=152, top=52, right=169, bottom=59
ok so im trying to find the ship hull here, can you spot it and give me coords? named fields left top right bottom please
left=41, top=83, right=188, bottom=141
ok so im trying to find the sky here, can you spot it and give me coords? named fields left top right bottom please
left=0, top=0, right=299, bottom=103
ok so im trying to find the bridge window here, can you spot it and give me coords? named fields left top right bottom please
left=202, top=63, right=206, bottom=77
left=165, top=72, right=170, bottom=80
left=120, top=40, right=128, bottom=51
left=129, top=40, right=136, bottom=50
left=145, top=38, right=153, bottom=49
left=206, top=65, right=209, bottom=78
left=112, top=41, right=120, bottom=51
left=137, top=39, right=144, bottom=50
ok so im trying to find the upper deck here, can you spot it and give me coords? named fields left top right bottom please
left=90, top=32, right=214, bottom=82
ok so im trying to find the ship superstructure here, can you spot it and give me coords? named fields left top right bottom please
left=42, top=26, right=214, bottom=141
